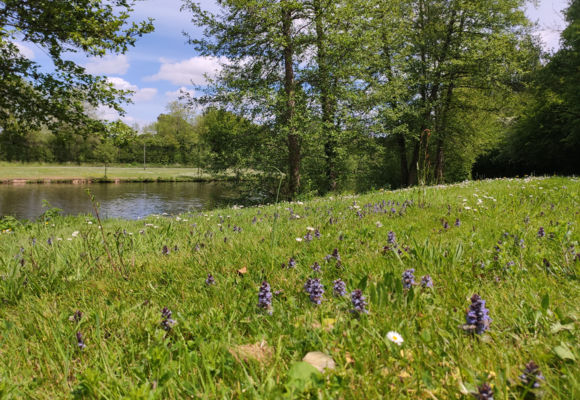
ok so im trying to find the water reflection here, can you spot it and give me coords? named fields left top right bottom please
left=0, top=182, right=237, bottom=220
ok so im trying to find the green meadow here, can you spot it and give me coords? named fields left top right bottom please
left=0, top=177, right=578, bottom=398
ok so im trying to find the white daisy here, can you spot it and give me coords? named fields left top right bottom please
left=387, top=331, right=404, bottom=346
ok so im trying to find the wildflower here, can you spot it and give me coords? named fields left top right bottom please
left=258, top=281, right=273, bottom=313
left=69, top=310, right=83, bottom=323
left=71, top=231, right=79, bottom=237
left=350, top=289, right=368, bottom=314
left=76, top=331, right=86, bottom=350
left=388, top=231, right=396, bottom=244
left=162, top=245, right=170, bottom=255
left=476, top=383, right=494, bottom=400
left=288, top=257, right=297, bottom=268
left=314, top=229, right=321, bottom=238
left=442, top=220, right=450, bottom=229
left=537, top=227, right=545, bottom=238
left=47, top=237, right=53, bottom=246
left=205, top=274, right=215, bottom=285
left=160, top=307, right=176, bottom=331
left=465, top=294, right=491, bottom=334
left=402, top=269, right=415, bottom=289
left=311, top=262, right=321, bottom=272
left=296, top=237, right=303, bottom=242
left=306, top=226, right=315, bottom=231
left=420, top=275, right=433, bottom=288
left=303, top=231, right=313, bottom=241
left=376, top=221, right=383, bottom=228
left=333, top=279, right=347, bottom=297
left=455, top=218, right=461, bottom=227
left=519, top=361, right=545, bottom=389
left=304, top=278, right=324, bottom=305
left=387, top=331, right=404, bottom=346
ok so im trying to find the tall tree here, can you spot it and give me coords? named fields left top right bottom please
left=0, top=0, right=153, bottom=131
left=183, top=0, right=308, bottom=196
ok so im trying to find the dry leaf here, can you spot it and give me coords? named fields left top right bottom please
left=229, top=341, right=273, bottom=364
left=237, top=266, right=247, bottom=275
left=302, top=351, right=336, bottom=373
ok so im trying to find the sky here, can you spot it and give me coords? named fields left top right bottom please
left=14, top=0, right=571, bottom=130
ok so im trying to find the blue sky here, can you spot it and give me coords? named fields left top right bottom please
left=14, top=0, right=571, bottom=130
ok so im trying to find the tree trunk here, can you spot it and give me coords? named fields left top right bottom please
left=282, top=3, right=300, bottom=196
left=407, top=142, right=420, bottom=186
left=434, top=139, right=444, bottom=183
left=396, top=134, right=409, bottom=186
left=314, top=0, right=337, bottom=192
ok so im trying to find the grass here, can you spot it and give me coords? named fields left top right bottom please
left=0, top=163, right=244, bottom=182
left=0, top=176, right=578, bottom=398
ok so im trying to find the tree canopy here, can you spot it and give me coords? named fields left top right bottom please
left=0, top=0, right=154, bottom=131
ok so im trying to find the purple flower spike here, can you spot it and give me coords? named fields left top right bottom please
left=350, top=289, right=368, bottom=314
left=161, top=307, right=176, bottom=331
left=333, top=279, right=347, bottom=297
left=402, top=268, right=415, bottom=289
left=519, top=361, right=545, bottom=389
left=205, top=274, right=215, bottom=285
left=311, top=262, right=321, bottom=272
left=162, top=245, right=170, bottom=255
left=304, top=278, right=324, bottom=305
left=420, top=275, right=433, bottom=288
left=537, top=227, right=545, bottom=238
left=76, top=331, right=86, bottom=350
left=288, top=257, right=297, bottom=268
left=476, top=383, right=494, bottom=400
left=465, top=294, right=491, bottom=334
left=258, top=281, right=273, bottom=314
left=314, top=229, right=321, bottom=238
left=454, top=218, right=461, bottom=227
left=388, top=231, right=396, bottom=244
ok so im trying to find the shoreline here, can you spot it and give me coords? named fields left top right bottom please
left=0, top=176, right=238, bottom=185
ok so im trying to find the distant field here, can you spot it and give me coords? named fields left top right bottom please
left=0, top=176, right=578, bottom=398
left=0, top=164, right=233, bottom=182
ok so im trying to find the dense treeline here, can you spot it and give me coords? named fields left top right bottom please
left=1, top=0, right=579, bottom=197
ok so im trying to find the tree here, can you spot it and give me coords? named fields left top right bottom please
left=365, top=0, right=536, bottom=185
left=183, top=0, right=309, bottom=196
left=0, top=0, right=153, bottom=131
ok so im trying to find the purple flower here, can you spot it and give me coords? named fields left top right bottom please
left=288, top=257, right=297, bottom=268
left=325, top=248, right=341, bottom=262
left=304, top=231, right=313, bottom=241
left=465, top=294, right=491, bottom=334
left=161, top=307, right=176, bottom=331
left=476, top=383, right=494, bottom=400
left=333, top=279, right=347, bottom=297
left=314, top=229, right=321, bottom=238
left=454, top=218, right=461, bottom=227
left=205, top=274, right=215, bottom=285
left=304, top=278, right=324, bottom=305
left=519, top=361, right=545, bottom=389
left=350, top=289, right=368, bottom=314
left=537, top=227, right=545, bottom=238
left=258, top=281, right=273, bottom=313
left=388, top=231, right=396, bottom=244
left=162, top=245, right=170, bottom=255
left=420, top=275, right=433, bottom=288
left=310, top=262, right=321, bottom=272
left=69, top=310, right=83, bottom=323
left=76, top=331, right=86, bottom=350
left=402, top=269, right=415, bottom=289
left=442, top=220, right=450, bottom=229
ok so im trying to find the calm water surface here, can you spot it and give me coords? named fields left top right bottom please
left=0, top=182, right=238, bottom=220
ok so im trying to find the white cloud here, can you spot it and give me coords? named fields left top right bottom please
left=145, top=56, right=227, bottom=85
left=106, top=77, right=158, bottom=102
left=14, top=42, right=35, bottom=59
left=85, top=54, right=130, bottom=75
left=165, top=86, right=196, bottom=100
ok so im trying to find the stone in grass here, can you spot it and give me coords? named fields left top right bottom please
left=302, top=351, right=336, bottom=373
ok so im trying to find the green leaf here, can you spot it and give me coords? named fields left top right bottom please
left=286, top=361, right=323, bottom=392
left=553, top=343, right=576, bottom=361
left=541, top=293, right=550, bottom=312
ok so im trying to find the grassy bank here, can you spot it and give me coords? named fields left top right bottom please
left=0, top=177, right=578, bottom=398
left=0, top=164, right=240, bottom=183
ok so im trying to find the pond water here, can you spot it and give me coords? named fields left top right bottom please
left=0, top=182, right=239, bottom=220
